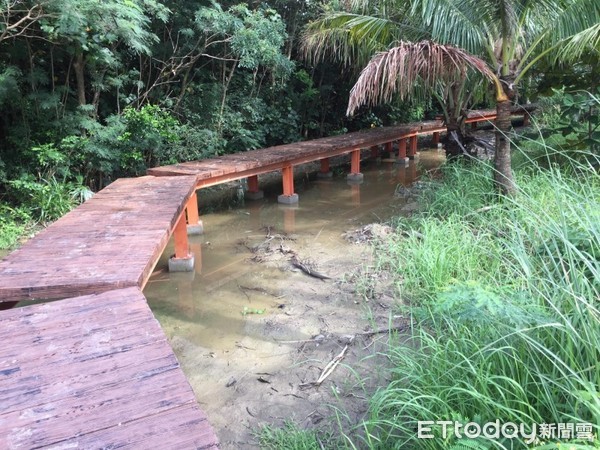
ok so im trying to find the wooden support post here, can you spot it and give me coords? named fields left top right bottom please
left=347, top=149, right=364, bottom=183
left=245, top=174, right=264, bottom=200
left=317, top=158, right=333, bottom=179
left=522, top=114, right=530, bottom=126
left=385, top=141, right=393, bottom=156
left=186, top=192, right=199, bottom=225
left=174, top=213, right=191, bottom=260
left=248, top=175, right=259, bottom=193
left=398, top=138, right=407, bottom=159
left=471, top=121, right=478, bottom=130
left=350, top=149, right=360, bottom=174
left=408, top=135, right=417, bottom=158
left=185, top=191, right=203, bottom=235
left=278, top=165, right=298, bottom=204
left=370, top=145, right=379, bottom=158
left=432, top=132, right=440, bottom=146
left=282, top=165, right=294, bottom=195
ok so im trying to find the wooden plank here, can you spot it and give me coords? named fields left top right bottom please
left=0, top=288, right=219, bottom=449
left=0, top=176, right=197, bottom=302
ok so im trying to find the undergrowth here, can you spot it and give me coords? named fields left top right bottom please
left=359, top=149, right=600, bottom=449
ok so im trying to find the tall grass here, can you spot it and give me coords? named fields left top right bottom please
left=361, top=155, right=600, bottom=449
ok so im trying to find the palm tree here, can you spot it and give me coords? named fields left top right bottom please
left=302, top=3, right=493, bottom=157
left=345, top=40, right=503, bottom=157
left=304, top=0, right=600, bottom=194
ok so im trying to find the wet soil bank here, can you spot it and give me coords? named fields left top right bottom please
left=144, top=149, right=444, bottom=448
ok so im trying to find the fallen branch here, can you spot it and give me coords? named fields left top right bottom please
left=300, top=344, right=349, bottom=388
left=290, top=256, right=331, bottom=280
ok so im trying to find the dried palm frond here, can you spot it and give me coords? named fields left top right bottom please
left=347, top=40, right=497, bottom=115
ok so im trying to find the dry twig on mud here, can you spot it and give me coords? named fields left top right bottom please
left=300, top=345, right=349, bottom=388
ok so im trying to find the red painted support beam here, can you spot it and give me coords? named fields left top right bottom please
left=185, top=191, right=203, bottom=235
left=320, top=158, right=330, bottom=173
left=385, top=141, right=393, bottom=155
left=471, top=121, right=478, bottom=130
left=523, top=114, right=530, bottom=126
left=432, top=132, right=440, bottom=146
left=370, top=145, right=379, bottom=158
left=186, top=192, right=200, bottom=226
left=398, top=138, right=407, bottom=158
left=282, top=165, right=295, bottom=196
left=248, top=175, right=260, bottom=193
left=173, top=213, right=191, bottom=260
left=408, top=135, right=417, bottom=158
left=350, top=149, right=361, bottom=174
left=347, top=149, right=364, bottom=183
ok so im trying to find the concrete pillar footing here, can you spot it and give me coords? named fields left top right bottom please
left=245, top=190, right=264, bottom=200
left=394, top=157, right=410, bottom=166
left=347, top=173, right=364, bottom=183
left=187, top=223, right=204, bottom=236
left=169, top=254, right=195, bottom=272
left=278, top=193, right=299, bottom=204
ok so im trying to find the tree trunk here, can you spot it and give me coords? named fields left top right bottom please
left=444, top=122, right=463, bottom=158
left=73, top=52, right=87, bottom=107
left=444, top=114, right=469, bottom=159
left=494, top=98, right=516, bottom=195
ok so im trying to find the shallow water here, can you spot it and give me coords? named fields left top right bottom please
left=144, top=150, right=444, bottom=350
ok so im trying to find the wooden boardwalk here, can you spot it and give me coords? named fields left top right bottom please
left=147, top=119, right=445, bottom=187
left=0, top=175, right=197, bottom=303
left=0, top=287, right=219, bottom=449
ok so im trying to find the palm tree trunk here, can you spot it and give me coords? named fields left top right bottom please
left=494, top=97, right=516, bottom=196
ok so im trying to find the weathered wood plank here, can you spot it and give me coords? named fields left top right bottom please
left=0, top=288, right=219, bottom=449
left=0, top=175, right=197, bottom=302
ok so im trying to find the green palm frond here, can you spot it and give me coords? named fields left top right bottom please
left=546, top=0, right=600, bottom=45
left=347, top=40, right=496, bottom=115
left=515, top=0, right=600, bottom=79
left=557, top=23, right=600, bottom=62
left=301, top=12, right=399, bottom=66
left=410, top=0, right=490, bottom=55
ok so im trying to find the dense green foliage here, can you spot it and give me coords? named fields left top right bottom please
left=0, top=0, right=429, bottom=247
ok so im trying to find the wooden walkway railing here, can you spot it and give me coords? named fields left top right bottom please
left=0, top=106, right=531, bottom=448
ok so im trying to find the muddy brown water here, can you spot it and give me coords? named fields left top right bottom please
left=144, top=150, right=444, bottom=448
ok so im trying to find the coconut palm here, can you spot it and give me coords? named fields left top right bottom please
left=303, top=0, right=600, bottom=194
left=303, top=6, right=494, bottom=157
left=346, top=40, right=502, bottom=157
